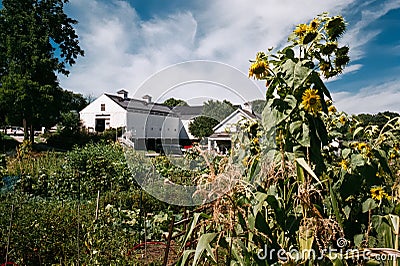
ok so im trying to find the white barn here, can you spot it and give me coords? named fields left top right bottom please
left=80, top=91, right=184, bottom=151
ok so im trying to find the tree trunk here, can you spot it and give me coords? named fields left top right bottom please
left=23, top=117, right=28, bottom=140
left=30, top=124, right=34, bottom=143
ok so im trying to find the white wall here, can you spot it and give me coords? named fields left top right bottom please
left=80, top=94, right=127, bottom=130
left=127, top=111, right=180, bottom=139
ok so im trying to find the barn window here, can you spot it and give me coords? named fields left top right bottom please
left=101, top=104, right=105, bottom=111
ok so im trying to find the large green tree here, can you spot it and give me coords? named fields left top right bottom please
left=188, top=116, right=218, bottom=139
left=163, top=97, right=188, bottom=107
left=0, top=0, right=84, bottom=141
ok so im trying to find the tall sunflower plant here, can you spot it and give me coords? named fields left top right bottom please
left=180, top=14, right=400, bottom=266
left=245, top=13, right=399, bottom=265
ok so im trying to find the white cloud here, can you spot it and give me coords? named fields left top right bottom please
left=325, top=64, right=363, bottom=83
left=333, top=79, right=400, bottom=114
left=342, top=0, right=400, bottom=61
left=59, top=0, right=400, bottom=113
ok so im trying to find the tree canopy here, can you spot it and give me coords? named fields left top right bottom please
left=202, top=99, right=235, bottom=121
left=356, top=111, right=400, bottom=128
left=163, top=98, right=188, bottom=107
left=188, top=116, right=219, bottom=139
left=0, top=0, right=84, bottom=140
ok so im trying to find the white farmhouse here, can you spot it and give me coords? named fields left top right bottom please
left=80, top=90, right=182, bottom=151
left=79, top=90, right=129, bottom=132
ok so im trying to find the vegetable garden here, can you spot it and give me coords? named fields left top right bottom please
left=1, top=14, right=400, bottom=265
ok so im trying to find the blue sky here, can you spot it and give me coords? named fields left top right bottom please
left=1, top=0, right=400, bottom=113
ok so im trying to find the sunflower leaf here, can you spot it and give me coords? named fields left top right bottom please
left=281, top=59, right=313, bottom=90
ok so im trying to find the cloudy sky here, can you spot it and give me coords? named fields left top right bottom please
left=4, top=0, right=400, bottom=114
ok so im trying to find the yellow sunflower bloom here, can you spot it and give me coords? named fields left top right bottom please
left=357, top=142, right=368, bottom=151
left=370, top=187, right=386, bottom=201
left=249, top=60, right=269, bottom=79
left=294, top=24, right=308, bottom=37
left=339, top=159, right=348, bottom=171
left=301, top=88, right=321, bottom=114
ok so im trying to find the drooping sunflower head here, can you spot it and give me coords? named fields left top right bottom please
left=249, top=60, right=269, bottom=79
left=370, top=187, right=386, bottom=201
left=309, top=18, right=320, bottom=31
left=301, top=88, right=322, bottom=115
left=294, top=24, right=308, bottom=37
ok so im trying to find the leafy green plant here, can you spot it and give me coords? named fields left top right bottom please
left=180, top=13, right=400, bottom=266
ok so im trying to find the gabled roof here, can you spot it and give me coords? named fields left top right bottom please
left=212, top=108, right=258, bottom=132
left=172, top=105, right=203, bottom=120
left=105, top=94, right=172, bottom=114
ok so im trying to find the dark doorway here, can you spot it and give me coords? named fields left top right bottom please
left=95, top=119, right=106, bottom=132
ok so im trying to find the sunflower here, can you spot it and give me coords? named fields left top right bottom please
left=301, top=88, right=321, bottom=114
left=339, top=115, right=346, bottom=125
left=339, top=159, right=348, bottom=171
left=370, top=187, right=387, bottom=201
left=308, top=18, right=320, bottom=31
left=294, top=24, right=308, bottom=37
left=328, top=105, right=337, bottom=114
left=249, top=60, right=269, bottom=79
left=357, top=142, right=368, bottom=151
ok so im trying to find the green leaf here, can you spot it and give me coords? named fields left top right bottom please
left=354, top=234, right=364, bottom=247
left=180, top=250, right=195, bottom=265
left=192, top=233, right=217, bottom=266
left=342, top=148, right=351, bottom=159
left=255, top=212, right=273, bottom=237
left=281, top=59, right=313, bottom=90
left=310, top=71, right=332, bottom=100
left=181, top=213, right=201, bottom=250
left=266, top=195, right=285, bottom=226
left=350, top=154, right=365, bottom=167
left=353, top=127, right=364, bottom=139
left=295, top=157, right=322, bottom=186
left=289, top=120, right=303, bottom=135
left=329, top=183, right=343, bottom=226
left=299, top=123, right=310, bottom=147
left=343, top=205, right=351, bottom=219
left=296, top=160, right=305, bottom=183
left=362, top=198, right=377, bottom=213
left=253, top=192, right=268, bottom=217
left=299, top=225, right=315, bottom=261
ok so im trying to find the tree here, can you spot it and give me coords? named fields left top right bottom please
left=356, top=111, right=400, bottom=128
left=163, top=98, right=188, bottom=107
left=251, top=99, right=266, bottom=114
left=0, top=0, right=84, bottom=141
left=60, top=90, right=88, bottom=113
left=188, top=116, right=218, bottom=139
left=188, top=99, right=235, bottom=139
left=202, top=99, right=235, bottom=121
